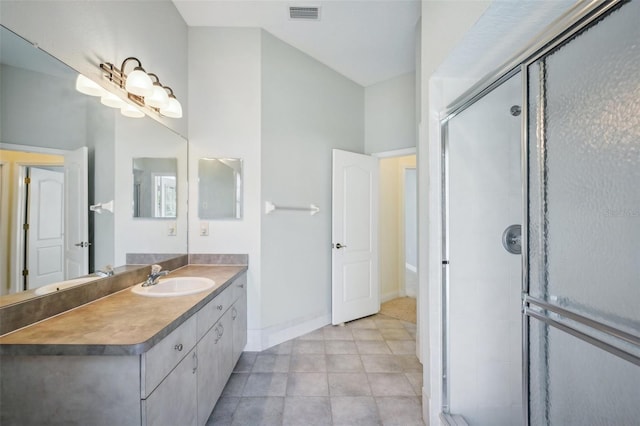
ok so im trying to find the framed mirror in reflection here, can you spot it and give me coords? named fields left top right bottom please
left=198, top=158, right=243, bottom=220
left=0, top=25, right=188, bottom=304
left=133, top=158, right=177, bottom=218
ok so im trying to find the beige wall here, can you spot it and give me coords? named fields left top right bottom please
left=379, top=154, right=416, bottom=302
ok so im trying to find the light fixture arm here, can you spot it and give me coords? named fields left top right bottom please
left=147, top=73, right=162, bottom=84
left=120, top=57, right=144, bottom=74
left=163, top=85, right=176, bottom=98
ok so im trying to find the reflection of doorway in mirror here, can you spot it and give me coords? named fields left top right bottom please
left=25, top=166, right=65, bottom=290
left=153, top=174, right=177, bottom=218
left=0, top=162, right=7, bottom=295
left=0, top=147, right=88, bottom=294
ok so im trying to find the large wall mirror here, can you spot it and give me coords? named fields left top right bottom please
left=0, top=25, right=188, bottom=304
left=198, top=158, right=243, bottom=220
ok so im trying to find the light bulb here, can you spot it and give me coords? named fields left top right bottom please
left=160, top=96, right=182, bottom=118
left=121, top=104, right=145, bottom=118
left=100, top=92, right=126, bottom=108
left=76, top=74, right=105, bottom=96
left=145, top=83, right=170, bottom=108
left=125, top=67, right=153, bottom=97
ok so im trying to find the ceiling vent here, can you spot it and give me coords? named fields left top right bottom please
left=289, top=6, right=320, bottom=20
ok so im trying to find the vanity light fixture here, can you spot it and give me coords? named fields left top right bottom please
left=159, top=86, right=183, bottom=118
left=97, top=57, right=183, bottom=119
left=145, top=73, right=170, bottom=108
left=121, top=57, right=154, bottom=97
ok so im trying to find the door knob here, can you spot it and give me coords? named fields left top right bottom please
left=335, top=243, right=347, bottom=249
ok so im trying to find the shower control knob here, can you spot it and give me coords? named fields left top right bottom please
left=502, top=225, right=522, bottom=255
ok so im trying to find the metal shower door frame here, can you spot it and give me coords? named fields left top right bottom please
left=438, top=1, right=631, bottom=424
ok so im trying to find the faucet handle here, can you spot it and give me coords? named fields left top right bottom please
left=150, top=264, right=162, bottom=274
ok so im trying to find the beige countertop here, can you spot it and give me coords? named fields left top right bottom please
left=0, top=265, right=247, bottom=356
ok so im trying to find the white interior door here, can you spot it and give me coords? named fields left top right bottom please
left=27, top=167, right=65, bottom=289
left=64, top=147, right=88, bottom=279
left=331, top=149, right=379, bottom=325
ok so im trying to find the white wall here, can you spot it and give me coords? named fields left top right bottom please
left=447, top=74, right=522, bottom=425
left=0, top=0, right=188, bottom=137
left=260, top=31, right=364, bottom=347
left=365, top=72, right=416, bottom=154
left=187, top=27, right=263, bottom=347
left=419, top=1, right=492, bottom=423
left=113, top=115, right=188, bottom=266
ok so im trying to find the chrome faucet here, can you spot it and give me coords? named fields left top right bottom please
left=142, top=264, right=170, bottom=287
left=95, top=265, right=114, bottom=277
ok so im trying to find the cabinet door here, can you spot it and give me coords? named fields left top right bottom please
left=197, top=309, right=232, bottom=425
left=231, top=290, right=247, bottom=365
left=143, top=348, right=197, bottom=426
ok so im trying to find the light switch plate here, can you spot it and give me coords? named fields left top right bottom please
left=167, top=221, right=177, bottom=236
left=200, top=222, right=209, bottom=236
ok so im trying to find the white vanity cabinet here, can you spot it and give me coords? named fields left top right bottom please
left=196, top=273, right=246, bottom=424
left=0, top=271, right=248, bottom=426
left=142, top=315, right=198, bottom=426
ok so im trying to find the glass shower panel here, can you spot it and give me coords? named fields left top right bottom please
left=527, top=0, right=640, bottom=329
left=529, top=324, right=640, bottom=424
left=446, top=73, right=522, bottom=425
left=527, top=1, right=640, bottom=423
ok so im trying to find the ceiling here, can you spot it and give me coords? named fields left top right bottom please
left=172, top=0, right=421, bottom=87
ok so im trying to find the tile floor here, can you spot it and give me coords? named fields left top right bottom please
left=206, top=312, right=424, bottom=426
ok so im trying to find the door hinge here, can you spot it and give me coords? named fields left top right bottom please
left=23, top=223, right=29, bottom=231
left=24, top=177, right=31, bottom=184
left=442, top=260, right=449, bottom=265
left=22, top=269, right=29, bottom=276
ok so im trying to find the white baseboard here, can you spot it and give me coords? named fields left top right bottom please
left=423, top=392, right=430, bottom=425
left=243, top=312, right=331, bottom=352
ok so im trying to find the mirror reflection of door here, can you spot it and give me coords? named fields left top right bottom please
left=26, top=166, right=65, bottom=290
left=0, top=147, right=88, bottom=294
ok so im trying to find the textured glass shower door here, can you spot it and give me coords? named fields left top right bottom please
left=525, top=1, right=640, bottom=424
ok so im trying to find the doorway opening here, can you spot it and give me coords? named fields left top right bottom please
left=376, top=150, right=418, bottom=351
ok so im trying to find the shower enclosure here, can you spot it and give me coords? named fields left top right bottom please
left=440, top=1, right=640, bottom=424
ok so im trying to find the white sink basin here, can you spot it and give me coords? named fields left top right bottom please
left=130, top=277, right=216, bottom=297
left=34, top=277, right=97, bottom=295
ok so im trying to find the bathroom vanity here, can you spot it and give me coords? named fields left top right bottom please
left=0, top=264, right=247, bottom=426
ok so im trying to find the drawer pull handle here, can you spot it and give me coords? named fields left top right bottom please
left=232, top=307, right=237, bottom=320
left=174, top=344, right=183, bottom=351
left=219, top=324, right=224, bottom=336
left=238, top=284, right=244, bottom=288
left=217, top=305, right=223, bottom=310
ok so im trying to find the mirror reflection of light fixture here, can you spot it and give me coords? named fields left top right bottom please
left=121, top=104, right=145, bottom=118
left=75, top=74, right=105, bottom=96
left=100, top=91, right=127, bottom=109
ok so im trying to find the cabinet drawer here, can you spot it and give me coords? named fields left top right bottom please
left=142, top=315, right=196, bottom=398
left=196, top=287, right=233, bottom=340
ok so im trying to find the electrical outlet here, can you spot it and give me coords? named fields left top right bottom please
left=200, top=222, right=209, bottom=236
left=167, top=222, right=177, bottom=236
